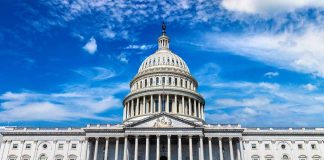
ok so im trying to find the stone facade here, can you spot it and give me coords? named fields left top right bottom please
left=1, top=24, right=324, bottom=160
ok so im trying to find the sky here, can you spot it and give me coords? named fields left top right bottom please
left=0, top=0, right=324, bottom=128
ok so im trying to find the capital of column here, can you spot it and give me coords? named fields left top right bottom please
left=146, top=135, right=150, bottom=138
left=167, top=134, right=171, bottom=138
left=208, top=137, right=213, bottom=140
left=105, top=137, right=110, bottom=140
left=229, top=137, right=233, bottom=141
left=218, top=137, right=223, bottom=141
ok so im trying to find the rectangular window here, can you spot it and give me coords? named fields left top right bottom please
left=252, top=143, right=257, bottom=149
left=58, top=143, right=64, bottom=149
left=298, top=144, right=303, bottom=149
left=71, top=144, right=77, bottom=149
left=265, top=144, right=270, bottom=149
left=25, top=143, right=31, bottom=149
left=311, top=144, right=317, bottom=149
left=12, top=144, right=18, bottom=149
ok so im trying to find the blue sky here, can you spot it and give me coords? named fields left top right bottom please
left=0, top=0, right=324, bottom=127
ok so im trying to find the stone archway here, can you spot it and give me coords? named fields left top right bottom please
left=160, top=156, right=167, bottom=160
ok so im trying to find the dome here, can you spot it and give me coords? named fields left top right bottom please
left=138, top=49, right=190, bottom=74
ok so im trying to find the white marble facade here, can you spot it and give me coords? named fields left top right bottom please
left=1, top=24, right=324, bottom=160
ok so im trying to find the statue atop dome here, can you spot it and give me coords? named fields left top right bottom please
left=162, top=22, right=166, bottom=35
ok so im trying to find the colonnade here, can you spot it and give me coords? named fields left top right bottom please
left=89, top=135, right=244, bottom=160
left=123, top=94, right=204, bottom=120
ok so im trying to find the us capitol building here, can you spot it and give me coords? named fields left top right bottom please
left=1, top=24, right=324, bottom=160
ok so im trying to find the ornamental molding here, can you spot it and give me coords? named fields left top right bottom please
left=153, top=116, right=172, bottom=128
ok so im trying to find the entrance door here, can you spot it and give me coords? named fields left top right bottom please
left=160, top=156, right=167, bottom=160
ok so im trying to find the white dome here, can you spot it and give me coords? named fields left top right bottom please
left=138, top=49, right=190, bottom=74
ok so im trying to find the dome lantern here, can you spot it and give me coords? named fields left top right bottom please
left=158, top=22, right=170, bottom=50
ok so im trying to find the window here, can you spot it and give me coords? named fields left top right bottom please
left=311, top=144, right=317, bottom=149
left=150, top=78, right=153, bottom=86
left=282, top=155, right=289, bottom=160
left=39, top=155, right=47, bottom=160
left=298, top=144, right=303, bottom=149
left=71, top=144, right=77, bottom=149
left=25, top=143, right=31, bottom=149
left=251, top=155, right=260, bottom=160
left=168, top=77, right=171, bottom=85
left=265, top=155, right=274, bottom=160
left=162, top=77, right=165, bottom=85
left=252, top=143, right=257, bottom=149
left=68, top=155, right=77, bottom=160
left=156, top=77, right=159, bottom=85
left=42, top=144, right=48, bottom=149
left=12, top=144, right=18, bottom=149
left=281, top=144, right=286, bottom=150
left=55, top=155, right=64, bottom=160
left=299, top=155, right=307, bottom=160
left=175, top=78, right=177, bottom=86
left=265, top=144, right=270, bottom=149
left=312, top=155, right=321, bottom=160
left=22, top=155, right=31, bottom=160
left=8, top=155, right=17, bottom=160
left=58, top=144, right=64, bottom=149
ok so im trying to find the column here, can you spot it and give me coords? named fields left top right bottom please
left=136, top=97, right=139, bottom=116
left=175, top=95, right=178, bottom=113
left=236, top=142, right=241, bottom=160
left=94, top=138, right=99, bottom=160
left=167, top=135, right=171, bottom=160
left=144, top=96, right=147, bottom=114
left=208, top=137, right=213, bottom=160
left=104, top=137, right=109, bottom=160
left=178, top=135, right=182, bottom=160
left=198, top=102, right=201, bottom=118
left=134, top=136, right=139, bottom=160
left=229, top=138, right=234, bottom=160
left=52, top=140, right=57, bottom=160
left=219, top=138, right=223, bottom=160
left=123, top=136, right=128, bottom=160
left=18, top=140, right=25, bottom=159
left=131, top=100, right=134, bottom=117
left=158, top=94, right=161, bottom=112
left=156, top=135, right=160, bottom=160
left=127, top=102, right=130, bottom=118
left=181, top=96, right=185, bottom=114
left=201, top=104, right=205, bottom=119
left=83, top=138, right=89, bottom=160
left=0, top=140, right=6, bottom=160
left=145, top=136, right=150, bottom=160
left=166, top=94, right=169, bottom=113
left=239, top=138, right=245, bottom=160
left=189, top=98, right=192, bottom=116
left=66, top=141, right=71, bottom=160
left=123, top=104, right=126, bottom=120
left=86, top=139, right=91, bottom=160
left=151, top=95, right=154, bottom=113
left=200, top=136, right=204, bottom=160
left=194, top=100, right=197, bottom=117
left=115, top=138, right=119, bottom=160
left=189, top=136, right=193, bottom=160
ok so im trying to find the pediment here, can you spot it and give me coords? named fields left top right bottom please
left=126, top=113, right=201, bottom=128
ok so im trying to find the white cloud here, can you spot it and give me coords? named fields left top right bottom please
left=205, top=25, right=324, bottom=78
left=221, top=0, right=324, bottom=15
left=0, top=83, right=128, bottom=122
left=74, top=67, right=116, bottom=81
left=204, top=80, right=324, bottom=126
left=83, top=37, right=97, bottom=54
left=117, top=53, right=128, bottom=63
left=264, top=72, right=279, bottom=78
left=303, top=83, right=317, bottom=91
left=125, top=44, right=155, bottom=50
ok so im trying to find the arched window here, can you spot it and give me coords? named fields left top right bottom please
left=168, top=77, right=172, bottom=85
left=282, top=155, right=289, bottom=160
left=68, top=155, right=77, bottom=160
left=150, top=78, right=153, bottom=86
left=22, top=155, right=31, bottom=160
left=145, top=79, right=147, bottom=87
left=312, top=155, right=321, bottom=160
left=156, top=77, right=159, bottom=85
left=8, top=155, right=17, bottom=160
left=251, top=155, right=260, bottom=160
left=140, top=81, right=142, bottom=88
left=39, top=155, right=47, bottom=160
left=175, top=78, right=178, bottom=86
left=265, top=155, right=274, bottom=160
left=162, top=77, right=165, bottom=85
left=298, top=155, right=307, bottom=160
left=180, top=79, right=183, bottom=87
left=55, top=155, right=64, bottom=160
